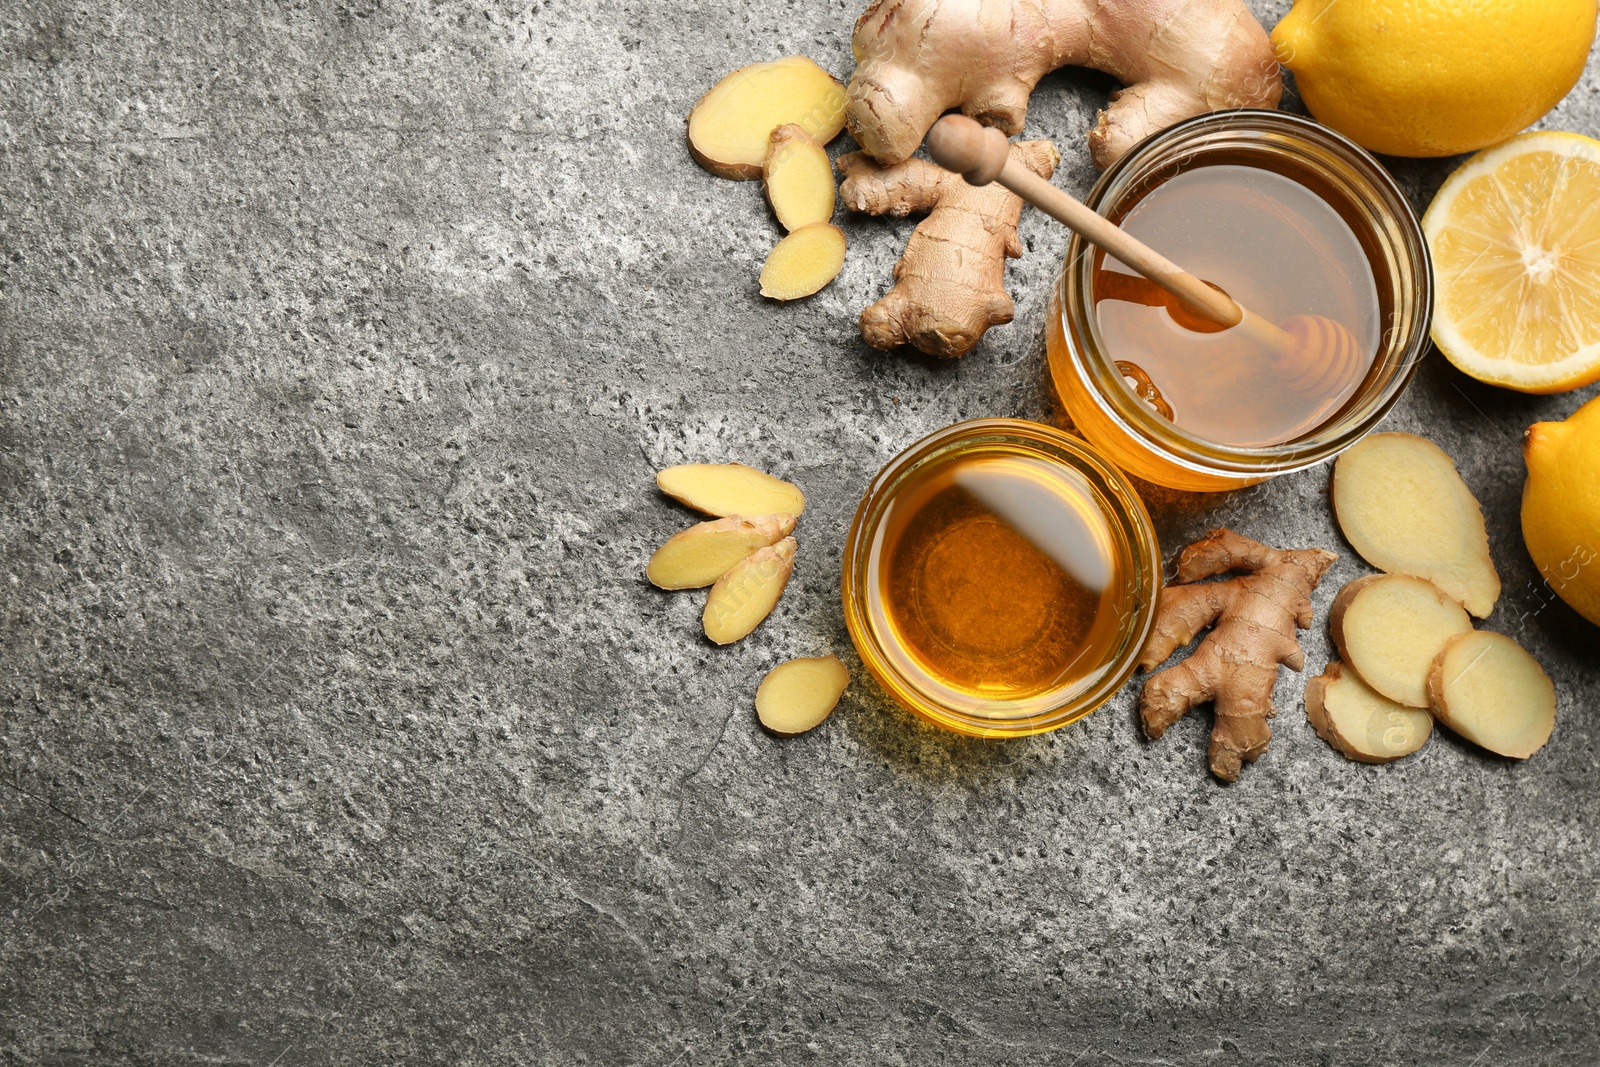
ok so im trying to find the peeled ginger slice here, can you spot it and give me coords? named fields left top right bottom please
left=646, top=513, right=797, bottom=589
left=1332, top=432, right=1500, bottom=617
left=1428, top=631, right=1555, bottom=759
left=764, top=124, right=835, bottom=231
left=656, top=463, right=805, bottom=518
left=688, top=56, right=847, bottom=180
left=1330, top=574, right=1473, bottom=708
left=760, top=223, right=846, bottom=300
left=703, top=537, right=795, bottom=645
left=1306, top=660, right=1433, bottom=764
left=756, top=655, right=850, bottom=736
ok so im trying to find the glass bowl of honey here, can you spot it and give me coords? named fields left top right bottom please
left=1047, top=110, right=1433, bottom=492
left=841, top=419, right=1161, bottom=738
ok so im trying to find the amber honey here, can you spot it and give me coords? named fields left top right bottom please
left=1047, top=111, right=1433, bottom=492
left=875, top=452, right=1124, bottom=699
left=1095, top=163, right=1383, bottom=446
left=843, top=420, right=1159, bottom=737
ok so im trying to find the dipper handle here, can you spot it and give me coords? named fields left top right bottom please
left=926, top=114, right=1265, bottom=338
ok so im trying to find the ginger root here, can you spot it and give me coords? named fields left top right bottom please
left=1329, top=574, right=1471, bottom=709
left=1333, top=432, right=1501, bottom=617
left=647, top=513, right=797, bottom=590
left=760, top=223, right=847, bottom=301
left=1139, top=529, right=1336, bottom=782
left=703, top=537, right=796, bottom=645
left=1428, top=631, right=1555, bottom=759
left=756, top=655, right=850, bottom=736
left=845, top=0, right=1281, bottom=170
left=839, top=140, right=1059, bottom=357
left=657, top=463, right=806, bottom=518
left=688, top=56, right=846, bottom=180
left=1306, top=660, right=1433, bottom=765
left=764, top=125, right=835, bottom=231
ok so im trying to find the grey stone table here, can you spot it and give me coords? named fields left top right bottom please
left=3, top=2, right=1597, bottom=1063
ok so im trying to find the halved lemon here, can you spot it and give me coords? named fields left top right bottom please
left=1423, top=132, right=1600, bottom=393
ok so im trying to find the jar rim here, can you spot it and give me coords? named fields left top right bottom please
left=1061, top=109, right=1433, bottom=477
left=840, top=418, right=1161, bottom=738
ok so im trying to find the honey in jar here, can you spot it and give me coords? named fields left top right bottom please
left=1046, top=111, right=1434, bottom=492
left=1095, top=163, right=1383, bottom=446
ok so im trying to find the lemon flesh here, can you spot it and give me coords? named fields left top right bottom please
left=1424, top=132, right=1600, bottom=394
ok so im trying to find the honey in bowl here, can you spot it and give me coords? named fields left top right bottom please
left=843, top=419, right=1160, bottom=737
left=874, top=453, right=1122, bottom=701
left=1094, top=164, right=1384, bottom=446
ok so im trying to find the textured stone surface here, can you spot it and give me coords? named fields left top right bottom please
left=3, top=2, right=1598, bottom=1063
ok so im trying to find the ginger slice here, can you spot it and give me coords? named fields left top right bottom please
left=755, top=655, right=850, bottom=736
left=1306, top=660, right=1433, bottom=764
left=759, top=223, right=846, bottom=300
left=1329, top=574, right=1472, bottom=709
left=656, top=463, right=805, bottom=518
left=1332, top=432, right=1500, bottom=617
left=763, top=124, right=836, bottom=231
left=646, top=513, right=797, bottom=590
left=703, top=537, right=796, bottom=645
left=1428, top=631, right=1555, bottom=759
left=688, top=56, right=847, bottom=180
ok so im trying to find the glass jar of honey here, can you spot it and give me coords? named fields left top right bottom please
left=842, top=419, right=1160, bottom=738
left=1047, top=110, right=1433, bottom=492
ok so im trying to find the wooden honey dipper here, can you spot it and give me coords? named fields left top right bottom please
left=925, top=115, right=1366, bottom=400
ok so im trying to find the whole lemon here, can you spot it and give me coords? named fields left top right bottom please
left=1523, top=395, right=1600, bottom=627
left=1272, top=0, right=1598, bottom=157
